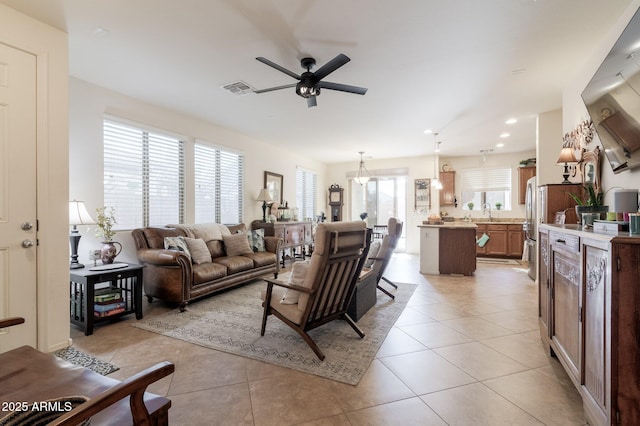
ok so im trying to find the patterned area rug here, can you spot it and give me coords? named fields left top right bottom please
left=132, top=280, right=417, bottom=385
left=54, top=346, right=119, bottom=376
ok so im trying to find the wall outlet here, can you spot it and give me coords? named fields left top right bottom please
left=89, top=249, right=101, bottom=261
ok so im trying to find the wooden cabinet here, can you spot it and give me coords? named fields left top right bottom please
left=539, top=183, right=583, bottom=225
left=538, top=228, right=550, bottom=349
left=549, top=230, right=581, bottom=383
left=518, top=166, right=536, bottom=204
left=540, top=224, right=640, bottom=425
left=439, top=227, right=476, bottom=276
left=251, top=220, right=313, bottom=267
left=476, top=223, right=524, bottom=258
left=439, top=171, right=455, bottom=206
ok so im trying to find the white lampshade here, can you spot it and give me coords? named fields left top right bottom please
left=256, top=188, right=273, bottom=202
left=69, top=200, right=95, bottom=226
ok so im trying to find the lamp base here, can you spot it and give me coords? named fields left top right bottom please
left=561, top=164, right=571, bottom=184
left=70, top=262, right=85, bottom=270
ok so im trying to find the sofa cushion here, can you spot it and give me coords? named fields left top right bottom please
left=192, top=262, right=227, bottom=284
left=243, top=251, right=277, bottom=268
left=164, top=236, right=191, bottom=259
left=223, top=233, right=253, bottom=256
left=206, top=240, right=225, bottom=258
left=281, top=260, right=311, bottom=304
left=247, top=228, right=266, bottom=252
left=213, top=256, right=254, bottom=274
left=143, top=227, right=186, bottom=249
left=184, top=237, right=212, bottom=264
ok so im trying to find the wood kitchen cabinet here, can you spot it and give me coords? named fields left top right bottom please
left=439, top=227, right=476, bottom=276
left=439, top=171, right=455, bottom=206
left=540, top=224, right=640, bottom=425
left=518, top=166, right=536, bottom=204
left=476, top=223, right=523, bottom=258
left=507, top=224, right=524, bottom=257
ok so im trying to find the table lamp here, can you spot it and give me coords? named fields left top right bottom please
left=69, top=200, right=96, bottom=269
left=556, top=147, right=578, bottom=184
left=256, top=189, right=273, bottom=222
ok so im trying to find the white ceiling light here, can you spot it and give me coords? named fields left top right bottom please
left=499, top=133, right=510, bottom=138
left=423, top=129, right=434, bottom=134
left=354, top=151, right=370, bottom=185
left=496, top=143, right=505, bottom=148
left=505, top=118, right=518, bottom=125
left=431, top=135, right=443, bottom=189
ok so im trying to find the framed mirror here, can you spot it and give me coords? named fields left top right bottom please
left=264, top=171, right=283, bottom=205
left=578, top=146, right=602, bottom=193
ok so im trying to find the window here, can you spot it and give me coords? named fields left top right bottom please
left=460, top=167, right=512, bottom=211
left=104, top=119, right=185, bottom=229
left=194, top=142, right=244, bottom=224
left=296, top=167, right=317, bottom=221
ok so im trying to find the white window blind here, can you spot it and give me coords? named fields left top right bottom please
left=296, top=168, right=317, bottom=221
left=460, top=167, right=512, bottom=192
left=194, top=143, right=244, bottom=224
left=104, top=119, right=184, bottom=229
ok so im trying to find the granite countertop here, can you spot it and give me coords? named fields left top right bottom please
left=418, top=222, right=477, bottom=229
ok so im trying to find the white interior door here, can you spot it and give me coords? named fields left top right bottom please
left=0, top=43, right=38, bottom=351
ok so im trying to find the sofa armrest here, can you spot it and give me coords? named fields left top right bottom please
left=264, top=236, right=283, bottom=255
left=137, top=248, right=190, bottom=267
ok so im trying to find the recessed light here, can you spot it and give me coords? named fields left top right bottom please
left=496, top=143, right=504, bottom=148
left=499, top=133, right=510, bottom=138
left=93, top=27, right=110, bottom=37
left=505, top=118, right=517, bottom=125
left=424, top=129, right=433, bottom=134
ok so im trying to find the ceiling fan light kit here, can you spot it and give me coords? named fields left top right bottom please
left=255, top=54, right=367, bottom=107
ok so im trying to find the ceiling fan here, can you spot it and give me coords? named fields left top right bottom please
left=254, top=53, right=367, bottom=107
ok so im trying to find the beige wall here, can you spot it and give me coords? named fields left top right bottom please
left=0, top=4, right=70, bottom=351
left=69, top=78, right=327, bottom=265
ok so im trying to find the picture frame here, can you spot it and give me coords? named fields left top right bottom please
left=264, top=171, right=283, bottom=205
left=414, top=178, right=431, bottom=211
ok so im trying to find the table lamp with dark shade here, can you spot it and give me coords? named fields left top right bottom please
left=256, top=188, right=273, bottom=222
left=69, top=200, right=95, bottom=269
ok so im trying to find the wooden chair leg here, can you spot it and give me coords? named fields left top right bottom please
left=381, top=276, right=398, bottom=289
left=261, top=283, right=274, bottom=336
left=343, top=314, right=365, bottom=338
left=377, top=284, right=395, bottom=300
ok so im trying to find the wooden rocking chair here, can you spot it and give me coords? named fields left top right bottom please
left=260, top=221, right=372, bottom=360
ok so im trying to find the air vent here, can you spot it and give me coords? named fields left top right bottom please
left=222, top=81, right=254, bottom=95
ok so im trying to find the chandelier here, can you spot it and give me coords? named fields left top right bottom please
left=354, top=151, right=370, bottom=185
left=431, top=136, right=443, bottom=189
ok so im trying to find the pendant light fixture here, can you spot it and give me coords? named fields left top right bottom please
left=431, top=134, right=443, bottom=189
left=354, top=151, right=370, bottom=185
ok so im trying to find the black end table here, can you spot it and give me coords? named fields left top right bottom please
left=70, top=263, right=144, bottom=335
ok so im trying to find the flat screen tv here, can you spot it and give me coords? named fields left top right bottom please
left=582, top=7, right=640, bottom=174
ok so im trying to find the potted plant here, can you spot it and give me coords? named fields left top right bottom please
left=568, top=183, right=609, bottom=223
left=495, top=202, right=502, bottom=210
left=467, top=202, right=474, bottom=211
left=95, top=207, right=122, bottom=264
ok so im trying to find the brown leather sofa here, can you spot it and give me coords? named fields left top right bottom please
left=132, top=223, right=282, bottom=311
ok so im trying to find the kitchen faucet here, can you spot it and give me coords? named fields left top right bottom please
left=482, top=203, right=492, bottom=221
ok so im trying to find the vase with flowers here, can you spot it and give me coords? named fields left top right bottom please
left=95, top=207, right=121, bottom=264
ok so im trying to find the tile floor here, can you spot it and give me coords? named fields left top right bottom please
left=70, top=254, right=586, bottom=425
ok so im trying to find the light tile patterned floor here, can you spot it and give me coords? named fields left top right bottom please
left=70, top=254, right=586, bottom=425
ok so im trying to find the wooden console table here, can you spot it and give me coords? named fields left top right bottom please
left=70, top=263, right=144, bottom=335
left=251, top=220, right=313, bottom=267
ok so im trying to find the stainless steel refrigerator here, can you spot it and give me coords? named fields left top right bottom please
left=524, top=176, right=537, bottom=281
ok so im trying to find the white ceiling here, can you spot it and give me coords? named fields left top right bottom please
left=1, top=0, right=633, bottom=163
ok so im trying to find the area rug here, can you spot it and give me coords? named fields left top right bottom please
left=132, top=280, right=417, bottom=385
left=54, top=347, right=119, bottom=376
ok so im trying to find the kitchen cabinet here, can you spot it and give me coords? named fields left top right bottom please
left=439, top=227, right=476, bottom=276
left=518, top=166, right=536, bottom=204
left=549, top=230, right=581, bottom=384
left=439, top=171, right=455, bottom=206
left=538, top=228, right=550, bottom=350
left=540, top=224, right=640, bottom=425
left=476, top=223, right=523, bottom=258
left=539, top=183, right=583, bottom=225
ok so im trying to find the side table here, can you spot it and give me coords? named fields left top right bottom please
left=70, top=263, right=144, bottom=335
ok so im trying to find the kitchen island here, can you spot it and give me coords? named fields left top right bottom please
left=419, top=222, right=477, bottom=276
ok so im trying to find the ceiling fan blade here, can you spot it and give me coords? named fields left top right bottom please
left=254, top=83, right=297, bottom=94
left=319, top=81, right=367, bottom=95
left=307, top=96, right=317, bottom=108
left=256, top=57, right=300, bottom=80
left=313, top=54, right=350, bottom=80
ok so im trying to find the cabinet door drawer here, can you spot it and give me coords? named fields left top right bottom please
left=550, top=231, right=579, bottom=252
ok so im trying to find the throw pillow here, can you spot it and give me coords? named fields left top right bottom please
left=164, top=236, right=191, bottom=259
left=183, top=237, right=212, bottom=264
left=222, top=232, right=253, bottom=256
left=364, top=240, right=382, bottom=268
left=246, top=228, right=266, bottom=252
left=281, top=260, right=310, bottom=304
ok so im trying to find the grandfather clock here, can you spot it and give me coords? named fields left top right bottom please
left=328, top=184, right=343, bottom=222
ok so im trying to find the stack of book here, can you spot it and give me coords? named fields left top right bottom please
left=94, top=288, right=126, bottom=318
